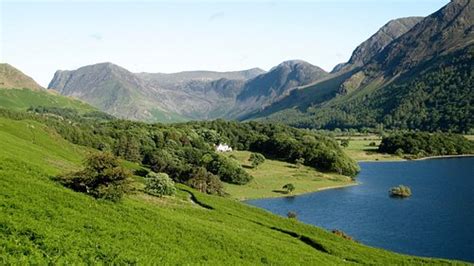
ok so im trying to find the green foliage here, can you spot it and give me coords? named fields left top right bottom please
left=256, top=46, right=473, bottom=133
left=389, top=185, right=412, bottom=198
left=186, top=167, right=224, bottom=195
left=340, top=139, right=350, bottom=148
left=249, top=152, right=265, bottom=168
left=185, top=120, right=360, bottom=177
left=205, top=154, right=253, bottom=185
left=379, top=132, right=474, bottom=157
left=55, top=152, right=131, bottom=202
left=282, top=183, right=295, bottom=194
left=287, top=211, right=297, bottom=219
left=295, top=157, right=305, bottom=168
left=144, top=172, right=176, bottom=197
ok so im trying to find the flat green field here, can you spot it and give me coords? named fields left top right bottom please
left=336, top=135, right=402, bottom=162
left=224, top=151, right=354, bottom=200
left=0, top=116, right=465, bottom=264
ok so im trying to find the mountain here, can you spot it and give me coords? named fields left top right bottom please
left=331, top=17, right=423, bottom=73
left=230, top=60, right=328, bottom=118
left=0, top=63, right=43, bottom=90
left=48, top=61, right=329, bottom=122
left=249, top=0, right=474, bottom=133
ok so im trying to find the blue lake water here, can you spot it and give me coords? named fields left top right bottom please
left=246, top=157, right=474, bottom=262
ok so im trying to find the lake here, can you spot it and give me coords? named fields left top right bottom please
left=246, top=157, right=474, bottom=262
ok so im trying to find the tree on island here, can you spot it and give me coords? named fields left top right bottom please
left=389, top=185, right=412, bottom=198
left=282, top=183, right=295, bottom=194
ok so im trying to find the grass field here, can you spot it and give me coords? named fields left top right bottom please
left=336, top=135, right=402, bottom=162
left=223, top=151, right=355, bottom=200
left=0, top=116, right=467, bottom=264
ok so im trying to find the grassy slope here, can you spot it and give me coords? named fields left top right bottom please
left=0, top=117, right=465, bottom=264
left=0, top=89, right=95, bottom=113
left=224, top=151, right=354, bottom=200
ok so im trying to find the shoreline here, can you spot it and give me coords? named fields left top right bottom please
left=241, top=181, right=359, bottom=201
left=357, top=154, right=474, bottom=163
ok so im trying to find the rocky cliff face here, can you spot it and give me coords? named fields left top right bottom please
left=332, top=17, right=423, bottom=73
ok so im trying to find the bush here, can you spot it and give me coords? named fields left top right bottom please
left=389, top=185, right=412, bottom=198
left=145, top=172, right=176, bottom=197
left=287, top=211, right=297, bottom=219
left=332, top=230, right=355, bottom=241
left=282, top=183, right=295, bottom=194
left=55, top=152, right=131, bottom=202
left=369, top=142, right=377, bottom=147
left=295, top=158, right=305, bottom=168
left=340, top=139, right=350, bottom=148
left=249, top=152, right=265, bottom=168
left=186, top=167, right=224, bottom=195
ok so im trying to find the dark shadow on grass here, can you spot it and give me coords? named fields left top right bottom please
left=272, top=190, right=289, bottom=195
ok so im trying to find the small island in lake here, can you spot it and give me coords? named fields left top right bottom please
left=389, top=185, right=412, bottom=198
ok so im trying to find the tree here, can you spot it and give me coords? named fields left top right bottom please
left=249, top=152, right=265, bottom=168
left=282, top=183, right=295, bottom=194
left=145, top=172, right=176, bottom=197
left=55, top=152, right=131, bottom=202
left=340, top=139, right=350, bottom=148
left=287, top=211, right=297, bottom=219
left=295, top=158, right=305, bottom=168
left=186, top=167, right=224, bottom=195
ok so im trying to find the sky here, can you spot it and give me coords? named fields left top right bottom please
left=1, top=0, right=448, bottom=87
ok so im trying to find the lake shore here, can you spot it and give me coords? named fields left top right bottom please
left=360, top=154, right=474, bottom=163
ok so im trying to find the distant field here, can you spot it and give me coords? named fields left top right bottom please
left=223, top=151, right=354, bottom=200
left=336, top=135, right=402, bottom=162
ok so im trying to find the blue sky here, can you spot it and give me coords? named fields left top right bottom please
left=1, top=0, right=448, bottom=87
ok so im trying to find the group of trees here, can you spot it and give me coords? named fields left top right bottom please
left=184, top=120, right=360, bottom=177
left=3, top=106, right=361, bottom=200
left=379, top=132, right=473, bottom=157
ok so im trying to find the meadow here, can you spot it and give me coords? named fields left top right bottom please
left=224, top=151, right=354, bottom=200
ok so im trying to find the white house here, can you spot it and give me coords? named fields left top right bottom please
left=216, top=143, right=233, bottom=152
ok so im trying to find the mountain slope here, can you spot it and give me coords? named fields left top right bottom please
left=231, top=60, right=328, bottom=118
left=332, top=17, right=423, bottom=73
left=0, top=63, right=43, bottom=90
left=250, top=0, right=474, bottom=133
left=49, top=63, right=188, bottom=122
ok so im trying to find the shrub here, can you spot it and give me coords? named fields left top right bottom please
left=282, top=183, right=295, bottom=194
left=369, top=142, right=377, bottom=147
left=249, top=152, right=265, bottom=168
left=145, top=172, right=176, bottom=197
left=287, top=211, right=297, bottom=219
left=389, top=185, right=412, bottom=198
left=55, top=152, right=131, bottom=202
left=332, top=229, right=355, bottom=241
left=340, top=139, right=350, bottom=148
left=186, top=167, right=224, bottom=195
left=295, top=158, right=305, bottom=168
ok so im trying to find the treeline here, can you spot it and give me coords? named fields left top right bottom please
left=378, top=132, right=474, bottom=157
left=182, top=120, right=360, bottom=177
left=0, top=107, right=359, bottom=196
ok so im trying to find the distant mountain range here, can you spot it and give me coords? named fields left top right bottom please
left=48, top=60, right=327, bottom=122
left=3, top=0, right=472, bottom=132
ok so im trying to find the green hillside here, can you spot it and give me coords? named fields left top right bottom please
left=0, top=114, right=464, bottom=264
left=0, top=88, right=95, bottom=113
